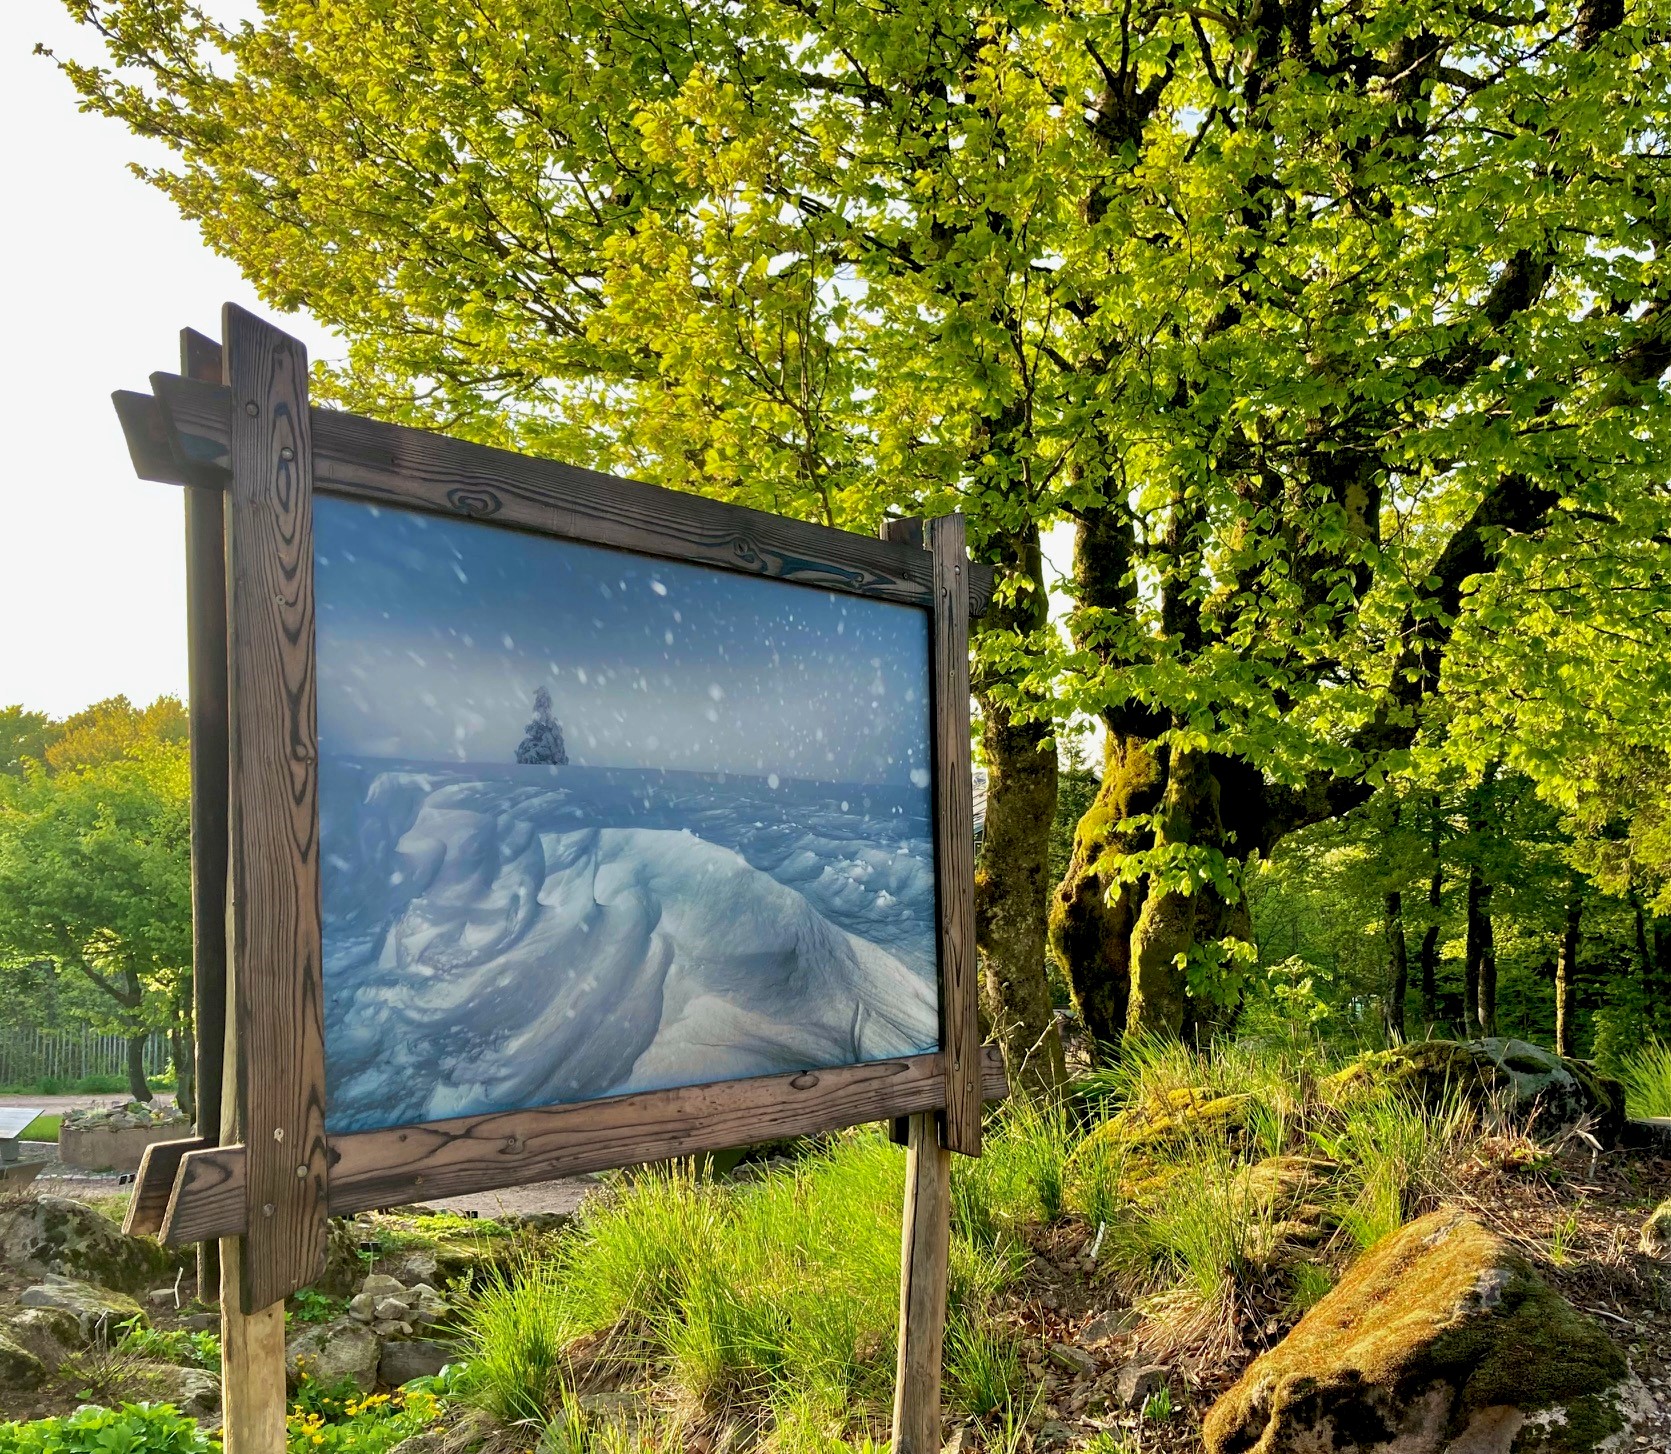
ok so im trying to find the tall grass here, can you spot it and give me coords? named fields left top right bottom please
left=1310, top=1086, right=1475, bottom=1250
left=1618, top=1040, right=1671, bottom=1119
left=457, top=1130, right=1022, bottom=1443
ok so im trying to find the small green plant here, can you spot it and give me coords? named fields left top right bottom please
left=1141, top=1386, right=1174, bottom=1422
left=288, top=1382, right=441, bottom=1454
left=1549, top=1202, right=1584, bottom=1267
left=288, top=1288, right=343, bottom=1325
left=0, top=1404, right=214, bottom=1454
left=20, top=1113, right=61, bottom=1142
left=1285, top=1259, right=1334, bottom=1315
left=1082, top=1435, right=1135, bottom=1454
left=116, top=1317, right=220, bottom=1370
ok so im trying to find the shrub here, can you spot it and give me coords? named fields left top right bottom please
left=0, top=1405, right=213, bottom=1454
left=288, top=1383, right=440, bottom=1454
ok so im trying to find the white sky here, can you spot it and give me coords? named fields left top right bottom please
left=0, top=1, right=1075, bottom=725
left=0, top=1, right=337, bottom=720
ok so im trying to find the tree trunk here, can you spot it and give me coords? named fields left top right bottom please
left=1419, top=795, right=1442, bottom=1028
left=1465, top=863, right=1498, bottom=1038
left=1386, top=887, right=1408, bottom=1043
left=972, top=527, right=1066, bottom=1094
left=173, top=1020, right=197, bottom=1125
left=126, top=1033, right=152, bottom=1104
left=1464, top=862, right=1487, bottom=1038
left=1555, top=893, right=1581, bottom=1057
left=1127, top=747, right=1240, bottom=1039
left=1048, top=734, right=1163, bottom=1057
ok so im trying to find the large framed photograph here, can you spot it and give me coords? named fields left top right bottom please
left=116, top=305, right=997, bottom=1315
left=315, top=497, right=942, bottom=1132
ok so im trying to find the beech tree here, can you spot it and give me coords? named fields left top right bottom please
left=55, top=0, right=1669, bottom=1077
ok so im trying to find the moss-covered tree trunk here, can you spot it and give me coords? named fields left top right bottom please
left=1420, top=795, right=1443, bottom=1028
left=1555, top=894, right=1582, bottom=1057
left=1127, top=747, right=1241, bottom=1039
left=972, top=527, right=1066, bottom=1094
left=1049, top=734, right=1163, bottom=1053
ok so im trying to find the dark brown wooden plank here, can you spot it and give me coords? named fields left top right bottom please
left=141, top=375, right=989, bottom=612
left=891, top=1111, right=951, bottom=1453
left=927, top=515, right=981, bottom=1156
left=124, top=1136, right=209, bottom=1237
left=182, top=326, right=229, bottom=1306
left=221, top=305, right=328, bottom=1311
left=158, top=1048, right=1008, bottom=1246
left=112, top=390, right=182, bottom=484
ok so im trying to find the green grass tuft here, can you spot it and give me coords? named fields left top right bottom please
left=1618, top=1040, right=1671, bottom=1119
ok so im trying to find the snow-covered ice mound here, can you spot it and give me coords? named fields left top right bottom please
left=323, top=769, right=939, bottom=1132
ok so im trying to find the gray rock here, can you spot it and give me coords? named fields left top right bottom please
left=374, top=1319, right=414, bottom=1339
left=1035, top=1420, right=1072, bottom=1448
left=1080, top=1309, right=1136, bottom=1344
left=286, top=1317, right=381, bottom=1392
left=359, top=1273, right=407, bottom=1301
left=19, top=1275, right=146, bottom=1340
left=374, top=1296, right=413, bottom=1321
left=940, top=1427, right=979, bottom=1454
left=0, top=1332, right=46, bottom=1388
left=379, top=1337, right=454, bottom=1386
left=146, top=1286, right=179, bottom=1307
left=1116, top=1361, right=1169, bottom=1409
left=348, top=1292, right=378, bottom=1322
left=183, top=1311, right=218, bottom=1332
left=1048, top=1341, right=1098, bottom=1377
left=1, top=1306, right=83, bottom=1369
left=0, top=1196, right=171, bottom=1292
left=142, top=1362, right=221, bottom=1417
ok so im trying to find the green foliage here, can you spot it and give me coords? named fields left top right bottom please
left=114, top=1319, right=220, bottom=1371
left=20, top=1114, right=62, bottom=1142
left=1617, top=1041, right=1671, bottom=1120
left=288, top=1383, right=440, bottom=1454
left=0, top=1405, right=214, bottom=1454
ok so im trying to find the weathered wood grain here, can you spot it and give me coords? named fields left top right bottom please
left=220, top=1237, right=287, bottom=1454
left=891, top=1110, right=951, bottom=1454
left=157, top=1048, right=1008, bottom=1246
left=126, top=374, right=996, bottom=615
left=123, top=1136, right=209, bottom=1238
left=221, top=304, right=328, bottom=1312
left=180, top=326, right=229, bottom=1304
left=927, top=516, right=981, bottom=1156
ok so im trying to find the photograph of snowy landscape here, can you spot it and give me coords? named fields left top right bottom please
left=314, top=497, right=941, bottom=1134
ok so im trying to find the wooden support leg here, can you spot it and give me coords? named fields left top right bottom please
left=219, top=1238, right=287, bottom=1454
left=892, top=1111, right=951, bottom=1454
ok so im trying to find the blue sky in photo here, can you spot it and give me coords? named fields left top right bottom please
left=314, top=497, right=934, bottom=787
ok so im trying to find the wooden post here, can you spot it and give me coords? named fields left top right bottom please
left=925, top=514, right=980, bottom=1157
left=219, top=304, right=328, bottom=1453
left=891, top=1110, right=952, bottom=1453
left=181, top=326, right=229, bottom=1307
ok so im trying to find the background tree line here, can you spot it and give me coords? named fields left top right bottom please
left=0, top=697, right=192, bottom=1106
left=39, top=0, right=1671, bottom=1088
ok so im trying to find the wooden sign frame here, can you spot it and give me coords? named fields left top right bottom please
left=113, top=305, right=1003, bottom=1454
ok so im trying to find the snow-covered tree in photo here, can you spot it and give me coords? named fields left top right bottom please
left=515, top=686, right=568, bottom=766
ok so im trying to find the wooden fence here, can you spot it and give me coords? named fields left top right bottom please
left=0, top=1027, right=170, bottom=1089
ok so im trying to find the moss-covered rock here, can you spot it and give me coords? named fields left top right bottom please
left=1203, top=1209, right=1634, bottom=1454
left=0, top=1195, right=172, bottom=1292
left=0, top=1305, right=82, bottom=1370
left=17, top=1275, right=146, bottom=1340
left=0, top=1331, right=46, bottom=1389
left=1324, top=1039, right=1625, bottom=1144
left=1075, top=1087, right=1255, bottom=1162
